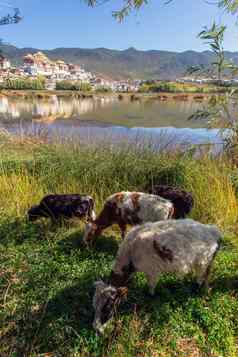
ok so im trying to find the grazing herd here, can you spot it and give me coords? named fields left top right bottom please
left=27, top=185, right=222, bottom=334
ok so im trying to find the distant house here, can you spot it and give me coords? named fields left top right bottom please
left=68, top=63, right=92, bottom=81
left=0, top=55, right=11, bottom=70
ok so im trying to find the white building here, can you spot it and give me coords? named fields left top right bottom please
left=0, top=55, right=11, bottom=70
left=23, top=51, right=93, bottom=82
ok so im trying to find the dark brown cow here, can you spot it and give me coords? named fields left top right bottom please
left=146, top=185, right=194, bottom=219
left=28, top=194, right=95, bottom=223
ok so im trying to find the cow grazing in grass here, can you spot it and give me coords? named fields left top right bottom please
left=28, top=194, right=96, bottom=224
left=145, top=185, right=194, bottom=219
left=92, top=219, right=221, bottom=334
left=83, top=191, right=174, bottom=245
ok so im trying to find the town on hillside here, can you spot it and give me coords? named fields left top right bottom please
left=1, top=51, right=237, bottom=92
left=0, top=51, right=140, bottom=92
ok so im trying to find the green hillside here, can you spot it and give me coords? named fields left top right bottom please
left=1, top=44, right=238, bottom=79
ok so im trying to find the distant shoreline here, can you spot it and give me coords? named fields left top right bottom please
left=0, top=89, right=223, bottom=102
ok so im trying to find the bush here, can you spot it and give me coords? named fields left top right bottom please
left=138, top=81, right=229, bottom=94
left=0, top=77, right=46, bottom=90
left=95, top=86, right=112, bottom=93
left=56, top=80, right=92, bottom=91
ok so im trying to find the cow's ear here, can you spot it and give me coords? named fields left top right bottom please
left=117, top=287, right=128, bottom=298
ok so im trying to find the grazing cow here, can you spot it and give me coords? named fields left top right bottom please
left=83, top=192, right=174, bottom=245
left=28, top=194, right=96, bottom=223
left=92, top=219, right=221, bottom=334
left=146, top=185, right=194, bottom=219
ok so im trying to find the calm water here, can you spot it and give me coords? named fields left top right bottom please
left=0, top=95, right=222, bottom=148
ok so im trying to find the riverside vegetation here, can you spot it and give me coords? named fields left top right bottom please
left=0, top=131, right=238, bottom=356
left=0, top=77, right=232, bottom=94
left=138, top=81, right=230, bottom=94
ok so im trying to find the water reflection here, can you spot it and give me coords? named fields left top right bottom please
left=0, top=95, right=117, bottom=122
left=0, top=94, right=223, bottom=147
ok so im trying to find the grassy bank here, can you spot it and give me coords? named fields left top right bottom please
left=138, top=81, right=230, bottom=94
left=0, top=135, right=238, bottom=356
left=0, top=85, right=229, bottom=102
left=0, top=89, right=96, bottom=100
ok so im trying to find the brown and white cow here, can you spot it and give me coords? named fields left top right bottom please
left=83, top=191, right=174, bottom=245
left=92, top=219, right=221, bottom=334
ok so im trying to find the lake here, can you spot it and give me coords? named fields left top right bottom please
left=0, top=94, right=222, bottom=149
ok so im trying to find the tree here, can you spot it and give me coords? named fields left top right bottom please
left=218, top=0, right=238, bottom=13
left=0, top=8, right=22, bottom=26
left=84, top=0, right=238, bottom=20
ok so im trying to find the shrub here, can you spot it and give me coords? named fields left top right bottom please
left=95, top=86, right=112, bottom=93
left=56, top=80, right=92, bottom=91
left=0, top=77, right=46, bottom=90
left=138, top=81, right=230, bottom=94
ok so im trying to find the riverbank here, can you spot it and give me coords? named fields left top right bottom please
left=0, top=134, right=238, bottom=356
left=0, top=88, right=229, bottom=102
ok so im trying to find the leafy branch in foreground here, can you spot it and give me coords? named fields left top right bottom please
left=187, top=22, right=238, bottom=160
left=190, top=90, right=238, bottom=159
left=186, top=23, right=238, bottom=83
left=218, top=0, right=238, bottom=14
left=199, top=23, right=226, bottom=82
left=84, top=0, right=238, bottom=20
left=0, top=8, right=22, bottom=26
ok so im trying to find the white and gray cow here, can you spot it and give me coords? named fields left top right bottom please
left=83, top=191, right=174, bottom=245
left=93, top=219, right=221, bottom=334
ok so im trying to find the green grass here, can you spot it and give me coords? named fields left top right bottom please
left=0, top=137, right=238, bottom=356
left=138, top=81, right=229, bottom=94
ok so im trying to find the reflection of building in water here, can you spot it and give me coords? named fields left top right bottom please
left=0, top=95, right=117, bottom=122
left=0, top=96, right=20, bottom=118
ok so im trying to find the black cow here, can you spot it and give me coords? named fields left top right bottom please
left=28, top=194, right=96, bottom=223
left=145, top=185, right=194, bottom=219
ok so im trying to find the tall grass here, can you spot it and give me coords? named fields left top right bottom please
left=0, top=139, right=237, bottom=230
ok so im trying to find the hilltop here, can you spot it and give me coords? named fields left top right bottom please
left=1, top=43, right=238, bottom=80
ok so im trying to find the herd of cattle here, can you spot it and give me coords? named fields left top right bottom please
left=28, top=185, right=222, bottom=334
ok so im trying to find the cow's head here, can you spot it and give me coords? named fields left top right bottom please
left=28, top=205, right=41, bottom=222
left=92, top=280, right=128, bottom=334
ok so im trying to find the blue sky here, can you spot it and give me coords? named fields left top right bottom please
left=0, top=0, right=237, bottom=51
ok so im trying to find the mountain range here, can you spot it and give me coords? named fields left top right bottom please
left=1, top=43, right=238, bottom=80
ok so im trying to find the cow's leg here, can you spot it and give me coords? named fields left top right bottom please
left=197, top=248, right=219, bottom=292
left=119, top=223, right=127, bottom=239
left=146, top=274, right=158, bottom=296
left=50, top=214, right=58, bottom=227
left=90, top=209, right=96, bottom=221
left=85, top=207, right=96, bottom=222
left=197, top=264, right=212, bottom=291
